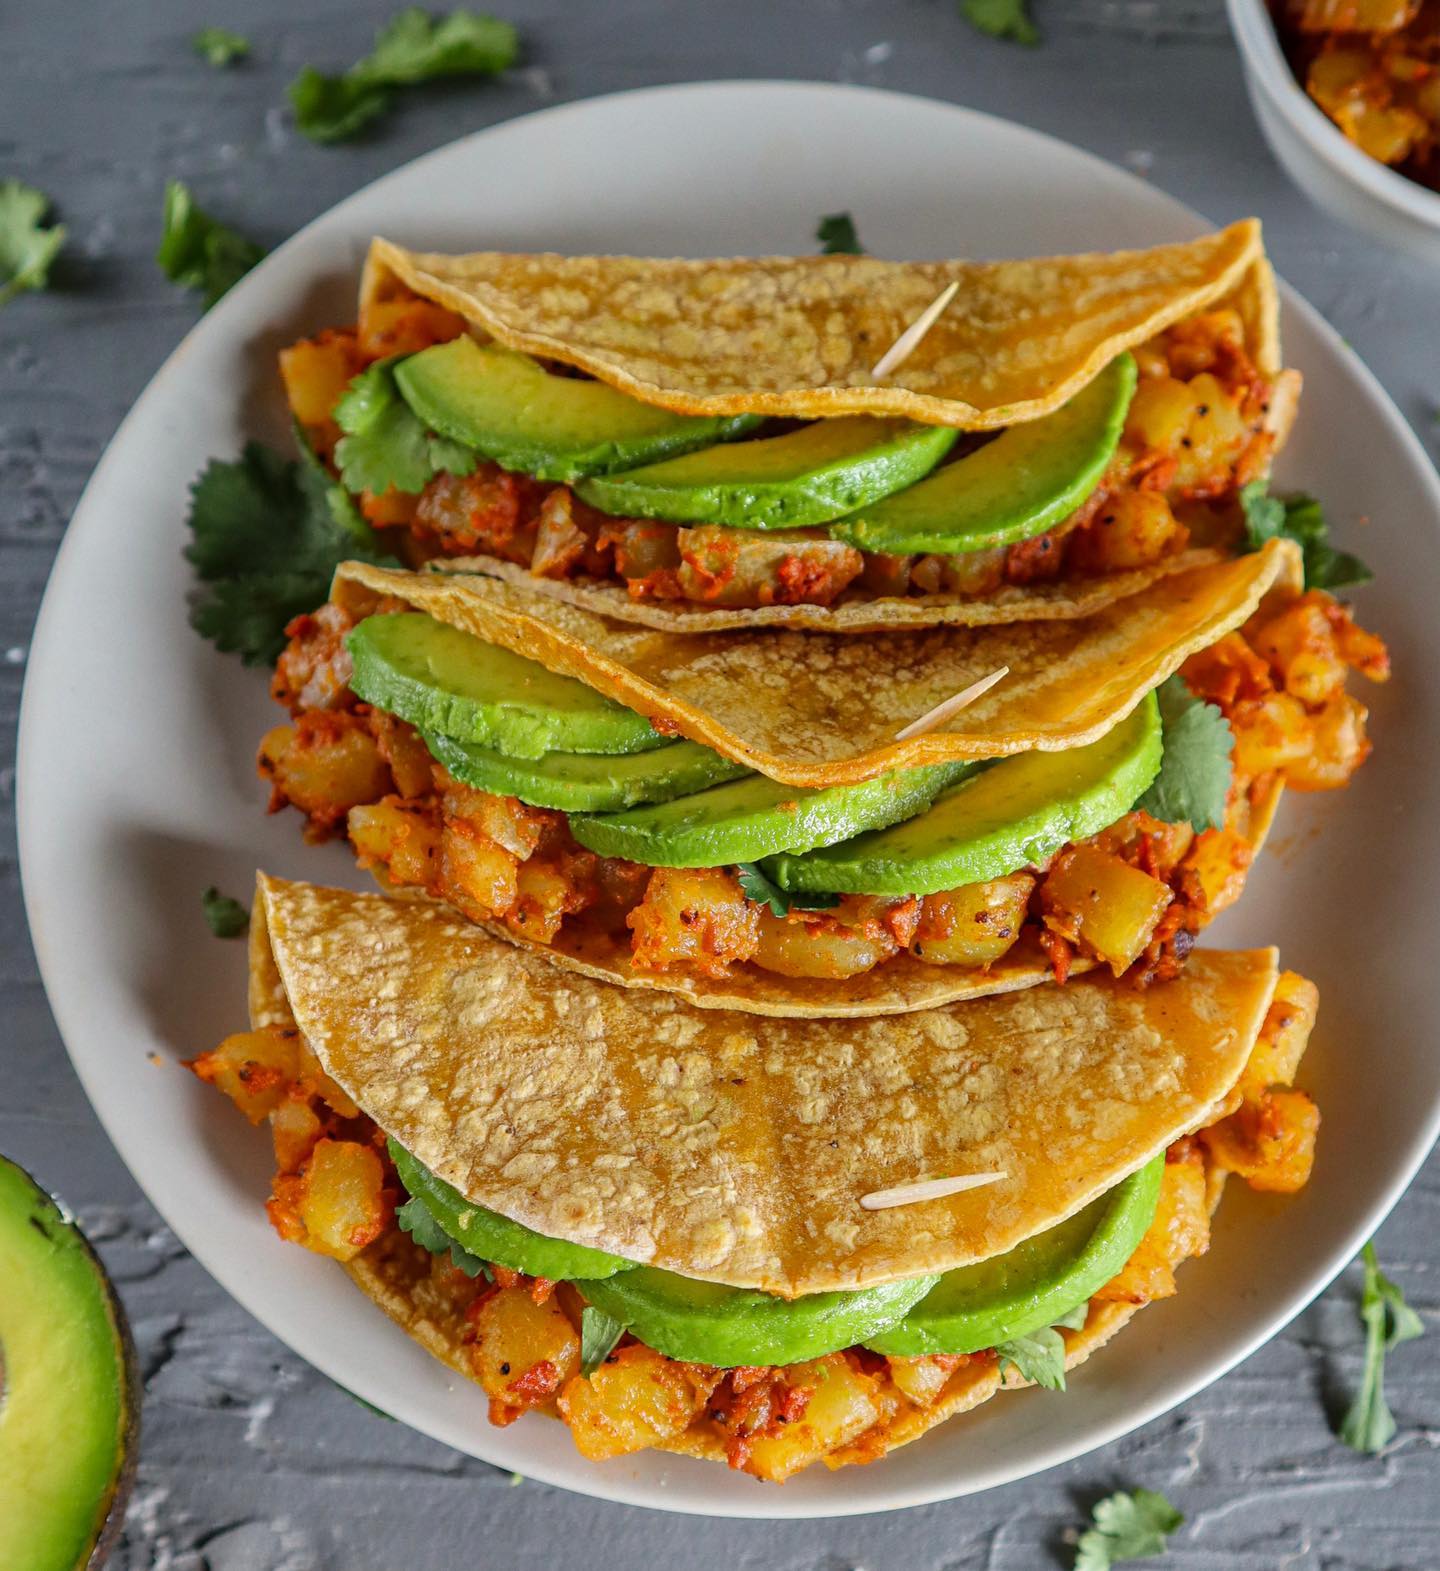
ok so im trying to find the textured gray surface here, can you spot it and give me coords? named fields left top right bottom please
left=3, top=1, right=1439, bottom=1566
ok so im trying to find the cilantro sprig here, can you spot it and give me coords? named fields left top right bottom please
left=1338, top=1240, right=1424, bottom=1453
left=816, top=212, right=863, bottom=255
left=579, top=1307, right=626, bottom=1378
left=396, top=1196, right=490, bottom=1278
left=1240, top=482, right=1373, bottom=592
left=157, top=180, right=265, bottom=310
left=334, top=357, right=477, bottom=496
left=0, top=180, right=66, bottom=306
left=201, top=886, right=249, bottom=938
left=1136, top=675, right=1234, bottom=833
left=735, top=863, right=841, bottom=919
left=961, top=0, right=1040, bottom=46
left=186, top=439, right=390, bottom=666
left=1074, top=1488, right=1183, bottom=1570
left=994, top=1300, right=1088, bottom=1391
left=192, top=27, right=251, bottom=67
left=289, top=8, right=519, bottom=144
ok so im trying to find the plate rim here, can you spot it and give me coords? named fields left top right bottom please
left=17, top=78, right=1440, bottom=1520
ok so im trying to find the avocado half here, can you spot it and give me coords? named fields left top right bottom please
left=0, top=1154, right=140, bottom=1571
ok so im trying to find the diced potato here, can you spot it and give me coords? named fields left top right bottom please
left=911, top=875, right=1034, bottom=968
left=1244, top=971, right=1319, bottom=1094
left=271, top=601, right=356, bottom=713
left=1125, top=372, right=1254, bottom=499
left=439, top=818, right=520, bottom=923
left=1282, top=693, right=1372, bottom=791
left=558, top=1344, right=713, bottom=1460
left=1180, top=827, right=1253, bottom=917
left=628, top=868, right=760, bottom=977
left=271, top=1088, right=325, bottom=1173
left=1296, top=0, right=1418, bottom=31
left=271, top=1139, right=389, bottom=1262
left=1095, top=1156, right=1209, bottom=1305
left=443, top=782, right=547, bottom=860
left=1068, top=489, right=1187, bottom=573
left=371, top=715, right=437, bottom=800
left=1201, top=1088, right=1320, bottom=1194
left=469, top=1285, right=581, bottom=1424
left=295, top=1036, right=359, bottom=1119
left=186, top=1027, right=302, bottom=1123
left=278, top=330, right=364, bottom=450
left=349, top=798, right=442, bottom=891
left=743, top=1355, right=883, bottom=1483
left=886, top=1354, right=962, bottom=1408
left=751, top=911, right=896, bottom=979
left=1249, top=595, right=1350, bottom=706
left=359, top=487, right=421, bottom=529
left=1041, top=845, right=1172, bottom=974
left=258, top=714, right=393, bottom=830
left=1228, top=693, right=1313, bottom=780
left=506, top=854, right=594, bottom=944
left=674, top=528, right=863, bottom=608
left=357, top=296, right=467, bottom=360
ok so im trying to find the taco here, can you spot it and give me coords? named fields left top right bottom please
left=189, top=874, right=1322, bottom=1484
left=275, top=222, right=1305, bottom=632
left=255, top=540, right=1386, bottom=1016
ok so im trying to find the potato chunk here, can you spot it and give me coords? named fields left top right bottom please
left=911, top=875, right=1034, bottom=968
left=743, top=1355, right=883, bottom=1483
left=469, top=1286, right=581, bottom=1426
left=751, top=911, right=896, bottom=978
left=628, top=868, right=760, bottom=976
left=349, top=798, right=442, bottom=891
left=269, top=1138, right=389, bottom=1262
left=1200, top=1088, right=1320, bottom=1194
left=558, top=1344, right=714, bottom=1460
left=1040, top=844, right=1172, bottom=974
left=1095, top=1155, right=1209, bottom=1305
left=259, top=713, right=392, bottom=833
left=886, top=1353, right=964, bottom=1408
left=186, top=1027, right=301, bottom=1123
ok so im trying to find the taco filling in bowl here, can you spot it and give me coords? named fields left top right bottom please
left=190, top=877, right=1321, bottom=1484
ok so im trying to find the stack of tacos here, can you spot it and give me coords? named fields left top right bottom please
left=191, top=223, right=1388, bottom=1482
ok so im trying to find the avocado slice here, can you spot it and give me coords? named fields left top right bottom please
left=866, top=1156, right=1164, bottom=1356
left=574, top=1266, right=939, bottom=1368
left=831, top=354, right=1137, bottom=555
left=347, top=612, right=667, bottom=761
left=0, top=1155, right=138, bottom=1571
left=390, top=1141, right=634, bottom=1281
left=394, top=338, right=761, bottom=483
left=765, top=691, right=1161, bottom=897
left=576, top=417, right=958, bottom=530
left=422, top=726, right=750, bottom=813
left=569, top=759, right=979, bottom=868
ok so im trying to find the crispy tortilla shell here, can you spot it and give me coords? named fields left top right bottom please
left=335, top=539, right=1296, bottom=787
left=255, top=873, right=1276, bottom=1296
left=362, top=222, right=1278, bottom=428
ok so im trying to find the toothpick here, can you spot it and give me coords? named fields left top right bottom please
left=870, top=280, right=959, bottom=380
left=860, top=1172, right=1008, bottom=1211
left=894, top=666, right=1009, bottom=741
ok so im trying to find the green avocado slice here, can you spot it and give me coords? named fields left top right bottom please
left=0, top=1155, right=138, bottom=1571
left=394, top=338, right=761, bottom=484
left=346, top=612, right=668, bottom=761
left=389, top=1142, right=635, bottom=1282
left=830, top=353, right=1137, bottom=556
left=765, top=691, right=1161, bottom=897
left=574, top=1266, right=939, bottom=1368
left=422, top=726, right=750, bottom=813
left=569, top=759, right=979, bottom=868
left=575, top=416, right=958, bottom=530
left=865, top=1156, right=1164, bottom=1356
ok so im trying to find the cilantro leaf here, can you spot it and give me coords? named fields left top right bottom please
left=735, top=863, right=841, bottom=919
left=961, top=0, right=1040, bottom=46
left=817, top=212, right=863, bottom=255
left=1075, top=1489, right=1183, bottom=1570
left=580, top=1307, right=627, bottom=1378
left=1052, top=1299, right=1090, bottom=1332
left=0, top=180, right=66, bottom=306
left=192, top=27, right=250, bottom=66
left=996, top=1326, right=1067, bottom=1390
left=290, top=9, right=519, bottom=144
left=396, top=1196, right=490, bottom=1278
left=156, top=180, right=264, bottom=310
left=334, top=357, right=476, bottom=496
left=186, top=440, right=390, bottom=666
left=201, top=886, right=249, bottom=938
left=1135, top=675, right=1234, bottom=833
left=1240, top=482, right=1373, bottom=592
left=1338, top=1241, right=1424, bottom=1453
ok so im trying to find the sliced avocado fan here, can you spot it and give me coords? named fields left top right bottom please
left=395, top=337, right=761, bottom=483
left=831, top=353, right=1137, bottom=556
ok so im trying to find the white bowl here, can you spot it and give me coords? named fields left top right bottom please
left=1228, top=0, right=1440, bottom=261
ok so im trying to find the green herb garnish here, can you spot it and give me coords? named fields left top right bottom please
left=201, top=886, right=249, bottom=938
left=1074, top=1488, right=1183, bottom=1569
left=192, top=27, right=251, bottom=67
left=333, top=357, right=476, bottom=496
left=1338, top=1240, right=1424, bottom=1453
left=961, top=0, right=1039, bottom=46
left=157, top=180, right=264, bottom=310
left=396, top=1196, right=490, bottom=1278
left=735, top=862, right=841, bottom=919
left=1240, top=482, right=1373, bottom=592
left=816, top=212, right=863, bottom=255
left=1135, top=674, right=1233, bottom=833
left=0, top=180, right=65, bottom=306
left=289, top=8, right=519, bottom=144
left=579, top=1307, right=626, bottom=1378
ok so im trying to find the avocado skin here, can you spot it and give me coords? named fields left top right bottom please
left=570, top=758, right=979, bottom=868
left=0, top=1154, right=140, bottom=1571
left=765, top=691, right=1162, bottom=897
left=831, top=353, right=1137, bottom=555
left=346, top=612, right=668, bottom=760
left=575, top=417, right=957, bottom=529
left=865, top=1156, right=1164, bottom=1356
left=574, top=1266, right=939, bottom=1369
left=389, top=1142, right=635, bottom=1282
left=395, top=337, right=761, bottom=484
left=422, top=726, right=750, bottom=813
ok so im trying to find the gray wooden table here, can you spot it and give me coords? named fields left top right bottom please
left=4, top=3, right=1438, bottom=1566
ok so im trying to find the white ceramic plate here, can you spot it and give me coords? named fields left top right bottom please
left=18, top=82, right=1440, bottom=1519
